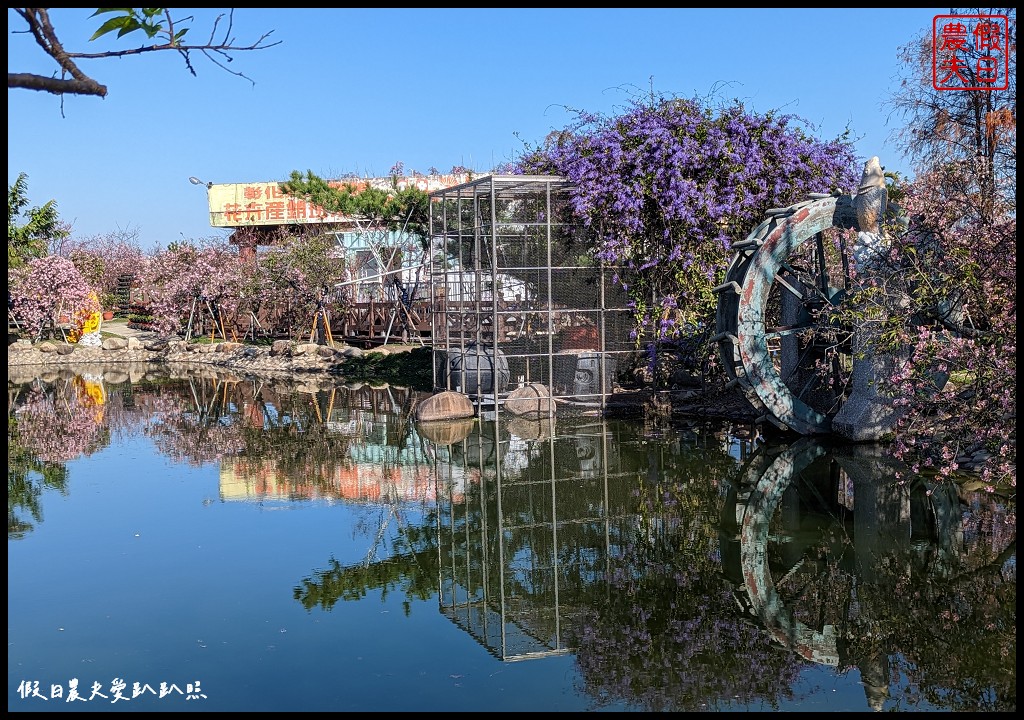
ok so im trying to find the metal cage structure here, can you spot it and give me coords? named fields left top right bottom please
left=428, top=175, right=634, bottom=413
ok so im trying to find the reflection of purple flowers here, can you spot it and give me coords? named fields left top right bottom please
left=142, top=394, right=246, bottom=466
left=15, top=386, right=106, bottom=463
left=572, top=540, right=802, bottom=711
left=569, top=466, right=804, bottom=711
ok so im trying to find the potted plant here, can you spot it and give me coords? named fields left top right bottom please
left=100, top=292, right=118, bottom=321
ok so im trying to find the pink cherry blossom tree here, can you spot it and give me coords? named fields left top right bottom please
left=8, top=255, right=99, bottom=338
left=139, top=240, right=249, bottom=337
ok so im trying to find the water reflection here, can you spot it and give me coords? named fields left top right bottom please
left=721, top=438, right=1016, bottom=711
left=7, top=366, right=1015, bottom=712
left=9, top=372, right=108, bottom=537
left=302, top=411, right=1014, bottom=710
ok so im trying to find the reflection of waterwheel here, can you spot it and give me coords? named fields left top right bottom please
left=714, top=194, right=860, bottom=435
left=736, top=438, right=841, bottom=666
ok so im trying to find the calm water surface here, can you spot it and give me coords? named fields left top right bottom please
left=7, top=365, right=1016, bottom=712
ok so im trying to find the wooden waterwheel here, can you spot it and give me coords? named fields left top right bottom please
left=714, top=193, right=861, bottom=435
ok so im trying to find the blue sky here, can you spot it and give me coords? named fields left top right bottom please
left=9, top=8, right=947, bottom=250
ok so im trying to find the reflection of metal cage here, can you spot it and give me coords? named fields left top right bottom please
left=428, top=175, right=634, bottom=411
left=434, top=417, right=636, bottom=661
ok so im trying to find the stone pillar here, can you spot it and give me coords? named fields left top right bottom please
left=832, top=331, right=907, bottom=441
left=833, top=157, right=904, bottom=442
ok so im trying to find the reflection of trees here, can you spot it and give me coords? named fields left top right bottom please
left=8, top=419, right=69, bottom=538
left=143, top=377, right=248, bottom=466
left=6, top=371, right=425, bottom=534
left=838, top=498, right=1016, bottom=712
left=140, top=378, right=387, bottom=479
left=724, top=439, right=1017, bottom=712
left=571, top=430, right=802, bottom=712
left=291, top=415, right=809, bottom=713
left=293, top=517, right=442, bottom=613
left=8, top=378, right=108, bottom=538
left=292, top=419, right=810, bottom=710
left=242, top=388, right=357, bottom=474
left=574, top=533, right=801, bottom=712
left=845, top=556, right=1016, bottom=711
left=234, top=384, right=425, bottom=498
left=9, top=367, right=1013, bottom=710
left=12, top=380, right=109, bottom=463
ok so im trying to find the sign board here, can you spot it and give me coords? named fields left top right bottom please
left=206, top=173, right=475, bottom=228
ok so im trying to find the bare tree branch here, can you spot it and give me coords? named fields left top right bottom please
left=7, top=72, right=106, bottom=97
left=10, top=8, right=107, bottom=97
left=8, top=8, right=280, bottom=99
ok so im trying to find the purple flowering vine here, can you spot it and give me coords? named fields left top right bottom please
left=514, top=94, right=859, bottom=350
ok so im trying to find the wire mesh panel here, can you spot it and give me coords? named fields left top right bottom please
left=433, top=417, right=639, bottom=661
left=429, top=175, right=633, bottom=412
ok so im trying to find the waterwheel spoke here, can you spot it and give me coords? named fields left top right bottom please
left=794, top=375, right=824, bottom=404
left=815, top=232, right=830, bottom=295
left=778, top=264, right=834, bottom=306
left=775, top=264, right=809, bottom=301
left=780, top=343, right=824, bottom=396
left=764, top=324, right=813, bottom=340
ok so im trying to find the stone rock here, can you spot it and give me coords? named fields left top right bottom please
left=216, top=342, right=244, bottom=353
left=9, top=334, right=429, bottom=400
left=56, top=343, right=76, bottom=355
left=270, top=340, right=291, bottom=357
left=293, top=343, right=321, bottom=357
left=415, top=391, right=475, bottom=422
left=503, top=383, right=555, bottom=418
left=102, top=337, right=129, bottom=351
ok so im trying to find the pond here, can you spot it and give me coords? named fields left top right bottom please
left=7, top=365, right=1016, bottom=712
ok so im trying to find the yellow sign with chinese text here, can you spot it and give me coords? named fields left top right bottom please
left=207, top=174, right=475, bottom=228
